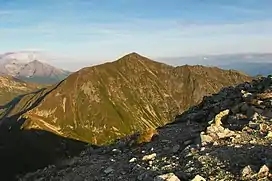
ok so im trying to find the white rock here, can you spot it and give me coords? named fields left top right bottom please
left=241, top=165, right=253, bottom=177
left=200, top=134, right=213, bottom=143
left=191, top=175, right=206, bottom=181
left=266, top=131, right=272, bottom=138
left=129, top=157, right=137, bottom=163
left=258, top=165, right=269, bottom=177
left=214, top=109, right=229, bottom=127
left=142, top=153, right=156, bottom=161
left=154, top=173, right=180, bottom=181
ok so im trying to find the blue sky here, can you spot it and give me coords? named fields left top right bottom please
left=0, top=0, right=272, bottom=70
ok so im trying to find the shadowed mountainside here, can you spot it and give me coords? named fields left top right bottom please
left=0, top=52, right=252, bottom=146
left=0, top=80, right=88, bottom=180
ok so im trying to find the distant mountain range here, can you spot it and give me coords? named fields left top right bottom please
left=160, top=53, right=272, bottom=76
left=0, top=51, right=71, bottom=84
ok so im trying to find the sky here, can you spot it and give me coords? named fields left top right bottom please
left=0, top=0, right=272, bottom=70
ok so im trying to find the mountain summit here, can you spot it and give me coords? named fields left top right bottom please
left=0, top=51, right=71, bottom=84
left=0, top=53, right=252, bottom=145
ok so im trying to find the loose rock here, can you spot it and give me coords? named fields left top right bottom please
left=154, top=173, right=180, bottom=181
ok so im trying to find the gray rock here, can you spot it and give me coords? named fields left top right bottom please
left=246, top=106, right=255, bottom=118
left=104, top=167, right=114, bottom=174
left=172, top=145, right=180, bottom=153
left=248, top=121, right=260, bottom=129
left=138, top=172, right=153, bottom=181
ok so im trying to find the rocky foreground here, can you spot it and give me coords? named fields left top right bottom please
left=21, top=76, right=272, bottom=181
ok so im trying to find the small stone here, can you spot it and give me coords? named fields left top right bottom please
left=154, top=173, right=180, bottom=181
left=112, top=148, right=122, bottom=154
left=161, top=139, right=172, bottom=143
left=252, top=112, right=260, bottom=121
left=266, top=131, right=272, bottom=138
left=249, top=139, right=257, bottom=144
left=163, top=147, right=170, bottom=151
left=248, top=122, right=260, bottom=129
left=183, top=140, right=192, bottom=145
left=214, top=109, right=229, bottom=127
left=230, top=104, right=240, bottom=114
left=260, top=123, right=269, bottom=133
left=129, top=158, right=137, bottom=163
left=121, top=171, right=126, bottom=175
left=258, top=165, right=269, bottom=177
left=142, top=153, right=156, bottom=161
left=241, top=165, right=253, bottom=178
left=172, top=145, right=180, bottom=153
left=240, top=103, right=250, bottom=113
left=200, top=134, right=213, bottom=143
left=104, top=167, right=114, bottom=174
left=246, top=106, right=255, bottom=118
left=192, top=175, right=206, bottom=181
left=213, top=141, right=219, bottom=146
left=137, top=172, right=152, bottom=181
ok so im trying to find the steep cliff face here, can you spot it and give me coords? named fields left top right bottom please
left=0, top=53, right=252, bottom=145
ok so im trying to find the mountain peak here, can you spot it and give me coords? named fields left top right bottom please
left=116, top=52, right=159, bottom=67
left=119, top=52, right=146, bottom=61
left=0, top=51, right=71, bottom=84
left=126, top=52, right=141, bottom=57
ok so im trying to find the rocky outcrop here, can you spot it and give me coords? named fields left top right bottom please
left=21, top=76, right=272, bottom=180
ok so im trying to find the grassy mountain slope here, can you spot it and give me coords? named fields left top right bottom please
left=0, top=53, right=252, bottom=145
left=0, top=75, right=43, bottom=106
